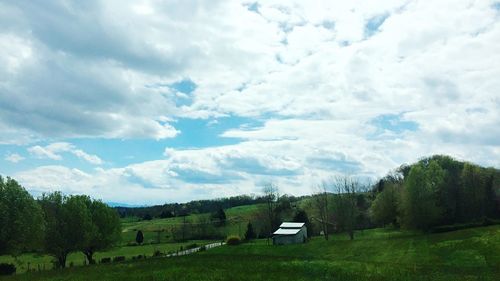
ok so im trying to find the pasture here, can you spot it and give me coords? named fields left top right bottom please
left=3, top=225, right=499, bottom=281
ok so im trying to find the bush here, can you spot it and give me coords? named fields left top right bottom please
left=153, top=250, right=163, bottom=257
left=131, top=255, right=145, bottom=260
left=113, top=256, right=125, bottom=262
left=185, top=243, right=198, bottom=250
left=0, top=263, right=16, bottom=276
left=226, top=235, right=241, bottom=245
left=199, top=245, right=206, bottom=251
left=100, top=257, right=111, bottom=264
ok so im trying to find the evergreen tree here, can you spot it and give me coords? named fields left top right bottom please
left=244, top=222, right=256, bottom=240
left=135, top=230, right=144, bottom=245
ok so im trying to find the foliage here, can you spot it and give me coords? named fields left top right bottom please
left=0, top=176, right=45, bottom=256
left=293, top=210, right=313, bottom=237
left=78, top=196, right=121, bottom=264
left=400, top=161, right=444, bottom=230
left=39, top=193, right=92, bottom=268
left=0, top=263, right=16, bottom=276
left=370, top=183, right=401, bottom=226
left=112, top=256, right=125, bottom=262
left=244, top=222, right=256, bottom=240
left=211, top=208, right=226, bottom=226
left=226, top=235, right=241, bottom=245
left=99, top=257, right=111, bottom=264
left=135, top=231, right=144, bottom=245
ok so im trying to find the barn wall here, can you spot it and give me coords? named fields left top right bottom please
left=273, top=227, right=307, bottom=245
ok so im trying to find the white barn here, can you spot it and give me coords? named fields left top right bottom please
left=272, top=222, right=307, bottom=245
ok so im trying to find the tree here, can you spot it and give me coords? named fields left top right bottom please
left=331, top=176, right=362, bottom=240
left=313, top=182, right=330, bottom=240
left=0, top=176, right=45, bottom=256
left=244, top=222, right=256, bottom=241
left=293, top=209, right=313, bottom=238
left=262, top=183, right=279, bottom=243
left=370, top=183, right=400, bottom=227
left=135, top=230, right=144, bottom=245
left=81, top=198, right=121, bottom=264
left=39, top=193, right=92, bottom=268
left=400, top=161, right=444, bottom=230
left=211, top=208, right=226, bottom=227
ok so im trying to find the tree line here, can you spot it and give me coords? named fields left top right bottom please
left=254, top=155, right=499, bottom=241
left=0, top=176, right=121, bottom=268
left=370, top=155, right=500, bottom=231
left=115, top=194, right=305, bottom=220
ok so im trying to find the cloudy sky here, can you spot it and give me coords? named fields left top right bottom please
left=1, top=0, right=499, bottom=205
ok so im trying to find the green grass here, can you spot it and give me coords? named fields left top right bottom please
left=0, top=240, right=215, bottom=273
left=120, top=204, right=264, bottom=244
left=3, top=225, right=499, bottom=280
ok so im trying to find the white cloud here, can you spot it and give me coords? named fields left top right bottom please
left=28, top=142, right=103, bottom=165
left=4, top=153, right=24, bottom=163
left=2, top=0, right=500, bottom=203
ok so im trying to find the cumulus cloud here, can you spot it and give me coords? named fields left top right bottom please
left=4, top=153, right=24, bottom=163
left=28, top=142, right=103, bottom=165
left=2, top=0, right=500, bottom=203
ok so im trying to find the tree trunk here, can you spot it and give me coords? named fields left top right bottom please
left=83, top=250, right=95, bottom=265
left=348, top=230, right=354, bottom=240
left=58, top=253, right=67, bottom=268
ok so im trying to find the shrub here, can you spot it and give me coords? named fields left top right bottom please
left=199, top=245, right=206, bottom=251
left=226, top=235, right=241, bottom=245
left=185, top=243, right=198, bottom=250
left=153, top=250, right=163, bottom=257
left=0, top=263, right=16, bottom=276
left=113, top=256, right=126, bottom=262
left=100, top=257, right=111, bottom=264
left=132, top=255, right=144, bottom=260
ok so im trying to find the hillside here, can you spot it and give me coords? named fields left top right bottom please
left=5, top=225, right=499, bottom=281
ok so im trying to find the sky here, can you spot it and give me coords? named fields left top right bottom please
left=0, top=0, right=499, bottom=205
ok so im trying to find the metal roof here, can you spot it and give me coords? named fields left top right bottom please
left=273, top=228, right=301, bottom=235
left=280, top=222, right=305, bottom=228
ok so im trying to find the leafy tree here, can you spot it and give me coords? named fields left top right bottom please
left=293, top=209, right=313, bottom=237
left=80, top=197, right=121, bottom=264
left=159, top=210, right=174, bottom=218
left=370, top=183, right=400, bottom=227
left=211, top=208, right=226, bottom=226
left=135, top=230, right=144, bottom=245
left=0, top=176, right=44, bottom=256
left=400, top=161, right=444, bottom=230
left=244, top=222, right=256, bottom=240
left=142, top=213, right=153, bottom=221
left=39, top=193, right=92, bottom=268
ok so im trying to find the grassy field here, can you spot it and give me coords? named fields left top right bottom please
left=0, top=204, right=263, bottom=273
left=0, top=240, right=215, bottom=273
left=3, top=225, right=499, bottom=280
left=120, top=204, right=264, bottom=244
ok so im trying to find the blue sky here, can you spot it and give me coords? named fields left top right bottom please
left=0, top=0, right=499, bottom=204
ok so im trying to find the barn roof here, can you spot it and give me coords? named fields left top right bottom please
left=273, top=228, right=301, bottom=235
left=280, top=222, right=305, bottom=228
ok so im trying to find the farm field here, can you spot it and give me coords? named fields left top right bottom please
left=120, top=204, right=265, bottom=244
left=4, top=225, right=499, bottom=281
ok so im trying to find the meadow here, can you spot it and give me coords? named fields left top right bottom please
left=0, top=204, right=263, bottom=273
left=3, top=225, right=499, bottom=281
